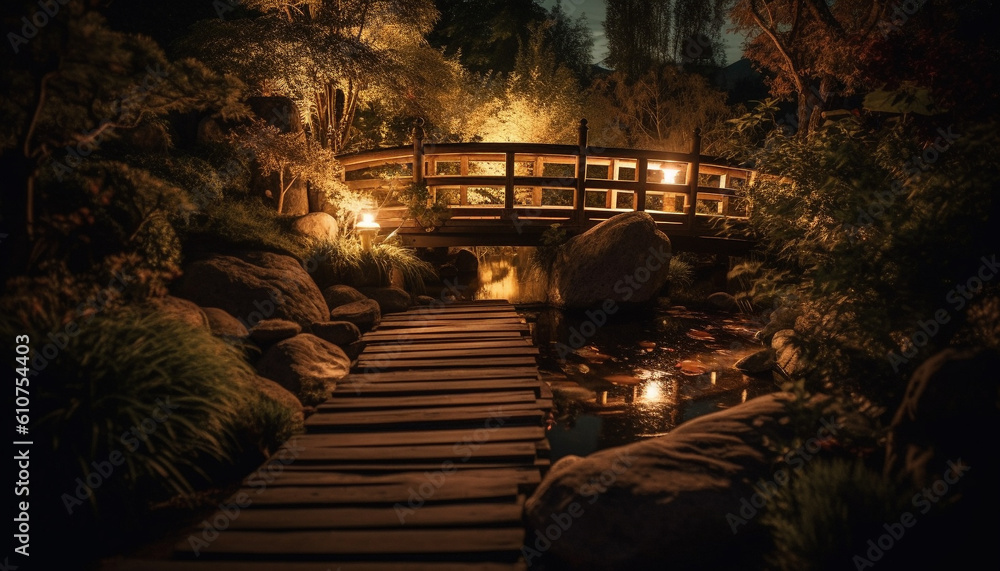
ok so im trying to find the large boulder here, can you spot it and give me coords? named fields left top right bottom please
left=248, top=375, right=305, bottom=433
left=453, top=249, right=479, bottom=274
left=256, top=334, right=351, bottom=406
left=547, top=212, right=671, bottom=308
left=291, top=212, right=339, bottom=243
left=322, top=285, right=367, bottom=309
left=524, top=393, right=797, bottom=570
left=359, top=286, right=411, bottom=315
left=148, top=296, right=209, bottom=329
left=176, top=252, right=329, bottom=328
left=309, top=321, right=362, bottom=347
left=202, top=307, right=250, bottom=339
left=329, top=299, right=381, bottom=333
left=249, top=319, right=302, bottom=345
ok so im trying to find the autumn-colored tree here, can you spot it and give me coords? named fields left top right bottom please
left=729, top=0, right=890, bottom=134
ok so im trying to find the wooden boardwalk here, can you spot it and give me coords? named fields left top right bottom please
left=109, top=300, right=551, bottom=571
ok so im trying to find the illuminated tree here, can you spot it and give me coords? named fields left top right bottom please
left=182, top=0, right=452, bottom=153
left=587, top=65, right=732, bottom=152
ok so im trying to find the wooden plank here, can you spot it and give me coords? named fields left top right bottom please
left=365, top=331, right=525, bottom=343
left=111, top=562, right=526, bottom=571
left=320, top=391, right=538, bottom=410
left=227, top=502, right=525, bottom=530
left=362, top=340, right=532, bottom=354
left=252, top=467, right=542, bottom=487
left=357, top=347, right=538, bottom=364
left=240, top=479, right=518, bottom=506
left=278, top=442, right=538, bottom=463
left=305, top=404, right=544, bottom=429
left=342, top=379, right=541, bottom=396
left=277, top=460, right=543, bottom=472
left=353, top=356, right=537, bottom=370
left=176, top=528, right=526, bottom=558
left=342, top=367, right=539, bottom=384
left=380, top=311, right=521, bottom=322
left=366, top=324, right=529, bottom=336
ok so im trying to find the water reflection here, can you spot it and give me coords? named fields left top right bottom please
left=468, top=249, right=779, bottom=461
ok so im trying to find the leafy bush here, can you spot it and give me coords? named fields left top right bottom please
left=306, top=234, right=437, bottom=293
left=724, top=105, right=1000, bottom=405
left=762, top=458, right=908, bottom=571
left=31, top=311, right=250, bottom=507
left=178, top=195, right=307, bottom=258
left=402, top=181, right=453, bottom=230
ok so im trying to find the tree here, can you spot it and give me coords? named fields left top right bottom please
left=545, top=0, right=595, bottom=83
left=232, top=121, right=344, bottom=213
left=429, top=0, right=547, bottom=74
left=587, top=65, right=732, bottom=152
left=0, top=6, right=246, bottom=280
left=603, top=0, right=728, bottom=79
left=436, top=23, right=583, bottom=144
left=729, top=0, right=890, bottom=134
left=181, top=0, right=451, bottom=153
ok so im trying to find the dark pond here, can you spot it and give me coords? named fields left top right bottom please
left=465, top=249, right=778, bottom=462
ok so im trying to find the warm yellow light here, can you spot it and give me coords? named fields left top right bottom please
left=356, top=212, right=380, bottom=251
left=661, top=168, right=680, bottom=184
left=358, top=212, right=379, bottom=229
left=639, top=380, right=667, bottom=404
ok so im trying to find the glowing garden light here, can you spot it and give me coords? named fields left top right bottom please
left=357, top=212, right=380, bottom=251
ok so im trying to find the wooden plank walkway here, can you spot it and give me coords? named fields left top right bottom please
left=107, top=300, right=549, bottom=571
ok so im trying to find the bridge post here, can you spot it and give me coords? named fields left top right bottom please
left=412, top=120, right=425, bottom=186
left=686, top=128, right=702, bottom=233
left=575, top=118, right=589, bottom=225
left=636, top=157, right=648, bottom=212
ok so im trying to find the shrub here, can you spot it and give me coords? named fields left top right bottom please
left=306, top=234, right=436, bottom=293
left=178, top=195, right=307, bottom=258
left=7, top=308, right=297, bottom=538
left=531, top=223, right=570, bottom=271
left=762, top=458, right=908, bottom=571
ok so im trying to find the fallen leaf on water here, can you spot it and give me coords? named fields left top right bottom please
left=686, top=329, right=716, bottom=342
left=676, top=360, right=708, bottom=376
left=603, top=374, right=642, bottom=385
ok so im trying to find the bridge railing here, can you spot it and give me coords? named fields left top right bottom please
left=337, top=119, right=752, bottom=237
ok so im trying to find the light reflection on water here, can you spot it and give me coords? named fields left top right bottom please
left=468, top=250, right=778, bottom=461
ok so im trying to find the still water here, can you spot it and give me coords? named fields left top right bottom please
left=467, top=250, right=777, bottom=462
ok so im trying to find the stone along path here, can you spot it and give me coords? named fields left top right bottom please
left=110, top=300, right=552, bottom=571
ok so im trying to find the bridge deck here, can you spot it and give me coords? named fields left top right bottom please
left=107, top=301, right=550, bottom=571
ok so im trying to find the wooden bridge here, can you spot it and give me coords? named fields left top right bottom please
left=109, top=301, right=550, bottom=571
left=339, top=120, right=755, bottom=254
